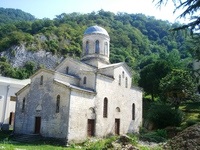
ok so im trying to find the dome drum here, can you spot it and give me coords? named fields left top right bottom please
left=81, top=25, right=110, bottom=67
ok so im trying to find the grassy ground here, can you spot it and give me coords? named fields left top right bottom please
left=179, top=102, right=200, bottom=128
left=0, top=131, right=162, bottom=150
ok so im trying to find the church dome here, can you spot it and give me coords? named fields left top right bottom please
left=84, top=25, right=109, bottom=37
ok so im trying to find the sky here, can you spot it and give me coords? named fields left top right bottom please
left=1, top=0, right=188, bottom=23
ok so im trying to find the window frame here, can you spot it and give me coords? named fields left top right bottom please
left=119, top=75, right=121, bottom=86
left=132, top=103, right=135, bottom=120
left=125, top=77, right=128, bottom=88
left=95, top=40, right=100, bottom=54
left=83, top=76, right=87, bottom=84
left=40, top=75, right=43, bottom=85
left=22, top=98, right=25, bottom=112
left=56, top=95, right=60, bottom=113
left=103, top=97, right=108, bottom=118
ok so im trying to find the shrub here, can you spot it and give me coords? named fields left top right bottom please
left=186, top=119, right=198, bottom=127
left=147, top=103, right=183, bottom=129
left=140, top=129, right=167, bottom=143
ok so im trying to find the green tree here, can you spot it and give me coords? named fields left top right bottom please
left=139, top=60, right=171, bottom=101
left=159, top=69, right=197, bottom=109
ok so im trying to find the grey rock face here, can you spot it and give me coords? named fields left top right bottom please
left=0, top=45, right=64, bottom=69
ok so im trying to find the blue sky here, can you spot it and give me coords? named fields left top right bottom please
left=1, top=0, right=187, bottom=23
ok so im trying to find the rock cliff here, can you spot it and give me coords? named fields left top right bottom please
left=0, top=45, right=64, bottom=69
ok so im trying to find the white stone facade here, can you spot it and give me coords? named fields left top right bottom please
left=14, top=25, right=143, bottom=143
left=0, top=76, right=30, bottom=130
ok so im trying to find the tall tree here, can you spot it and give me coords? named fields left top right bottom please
left=159, top=69, right=197, bottom=109
left=139, top=60, right=171, bottom=101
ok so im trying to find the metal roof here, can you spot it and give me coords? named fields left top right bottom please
left=84, top=25, right=109, bottom=36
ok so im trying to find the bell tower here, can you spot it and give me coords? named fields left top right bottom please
left=81, top=25, right=110, bottom=68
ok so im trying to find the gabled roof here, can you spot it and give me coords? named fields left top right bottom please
left=55, top=57, right=96, bottom=72
left=29, top=68, right=55, bottom=79
left=98, top=62, right=133, bottom=76
left=15, top=84, right=30, bottom=96
left=54, top=79, right=96, bottom=94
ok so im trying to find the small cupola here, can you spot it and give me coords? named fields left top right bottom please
left=81, top=25, right=110, bottom=68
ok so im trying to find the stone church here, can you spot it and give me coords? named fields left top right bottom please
left=14, top=25, right=143, bottom=143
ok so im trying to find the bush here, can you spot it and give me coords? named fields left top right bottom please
left=186, top=119, right=198, bottom=127
left=147, top=103, right=183, bottom=129
left=140, top=129, right=167, bottom=143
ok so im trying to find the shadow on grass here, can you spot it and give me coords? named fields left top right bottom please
left=0, top=131, right=67, bottom=148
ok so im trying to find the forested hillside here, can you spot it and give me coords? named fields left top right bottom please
left=0, top=9, right=193, bottom=82
left=0, top=8, right=35, bottom=25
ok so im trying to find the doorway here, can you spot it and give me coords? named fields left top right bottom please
left=34, top=117, right=41, bottom=134
left=115, top=119, right=120, bottom=135
left=9, top=112, right=15, bottom=125
left=87, top=119, right=95, bottom=137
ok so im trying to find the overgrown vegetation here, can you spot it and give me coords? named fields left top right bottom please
left=0, top=8, right=193, bottom=81
left=0, top=131, right=163, bottom=150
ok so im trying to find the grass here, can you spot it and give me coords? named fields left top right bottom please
left=179, top=102, right=200, bottom=129
left=0, top=131, right=74, bottom=150
left=0, top=131, right=163, bottom=150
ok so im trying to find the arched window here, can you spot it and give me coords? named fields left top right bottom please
left=56, top=95, right=60, bottom=113
left=40, top=75, right=43, bottom=85
left=83, top=76, right=87, bottom=84
left=132, top=103, right=135, bottom=120
left=122, top=71, right=125, bottom=78
left=103, top=97, right=108, bottom=118
left=116, top=107, right=120, bottom=112
left=104, top=42, right=108, bottom=55
left=22, top=98, right=25, bottom=112
left=86, top=41, right=89, bottom=54
left=66, top=67, right=69, bottom=74
left=119, top=75, right=121, bottom=86
left=95, top=40, right=100, bottom=54
left=125, top=77, right=128, bottom=88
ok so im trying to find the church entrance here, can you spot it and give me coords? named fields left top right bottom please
left=87, top=119, right=95, bottom=137
left=34, top=117, right=41, bottom=134
left=115, top=119, right=120, bottom=135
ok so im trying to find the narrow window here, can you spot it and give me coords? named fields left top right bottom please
left=95, top=40, right=100, bottom=54
left=22, top=98, right=25, bottom=112
left=66, top=67, right=69, bottom=74
left=83, top=76, right=87, bottom=84
left=86, top=41, right=89, bottom=54
left=56, top=95, right=60, bottom=113
left=103, top=98, right=108, bottom=118
left=104, top=42, right=108, bottom=55
left=119, top=75, right=121, bottom=86
left=40, top=75, right=43, bottom=85
left=122, top=71, right=125, bottom=78
left=132, top=103, right=135, bottom=120
left=125, top=77, right=128, bottom=88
